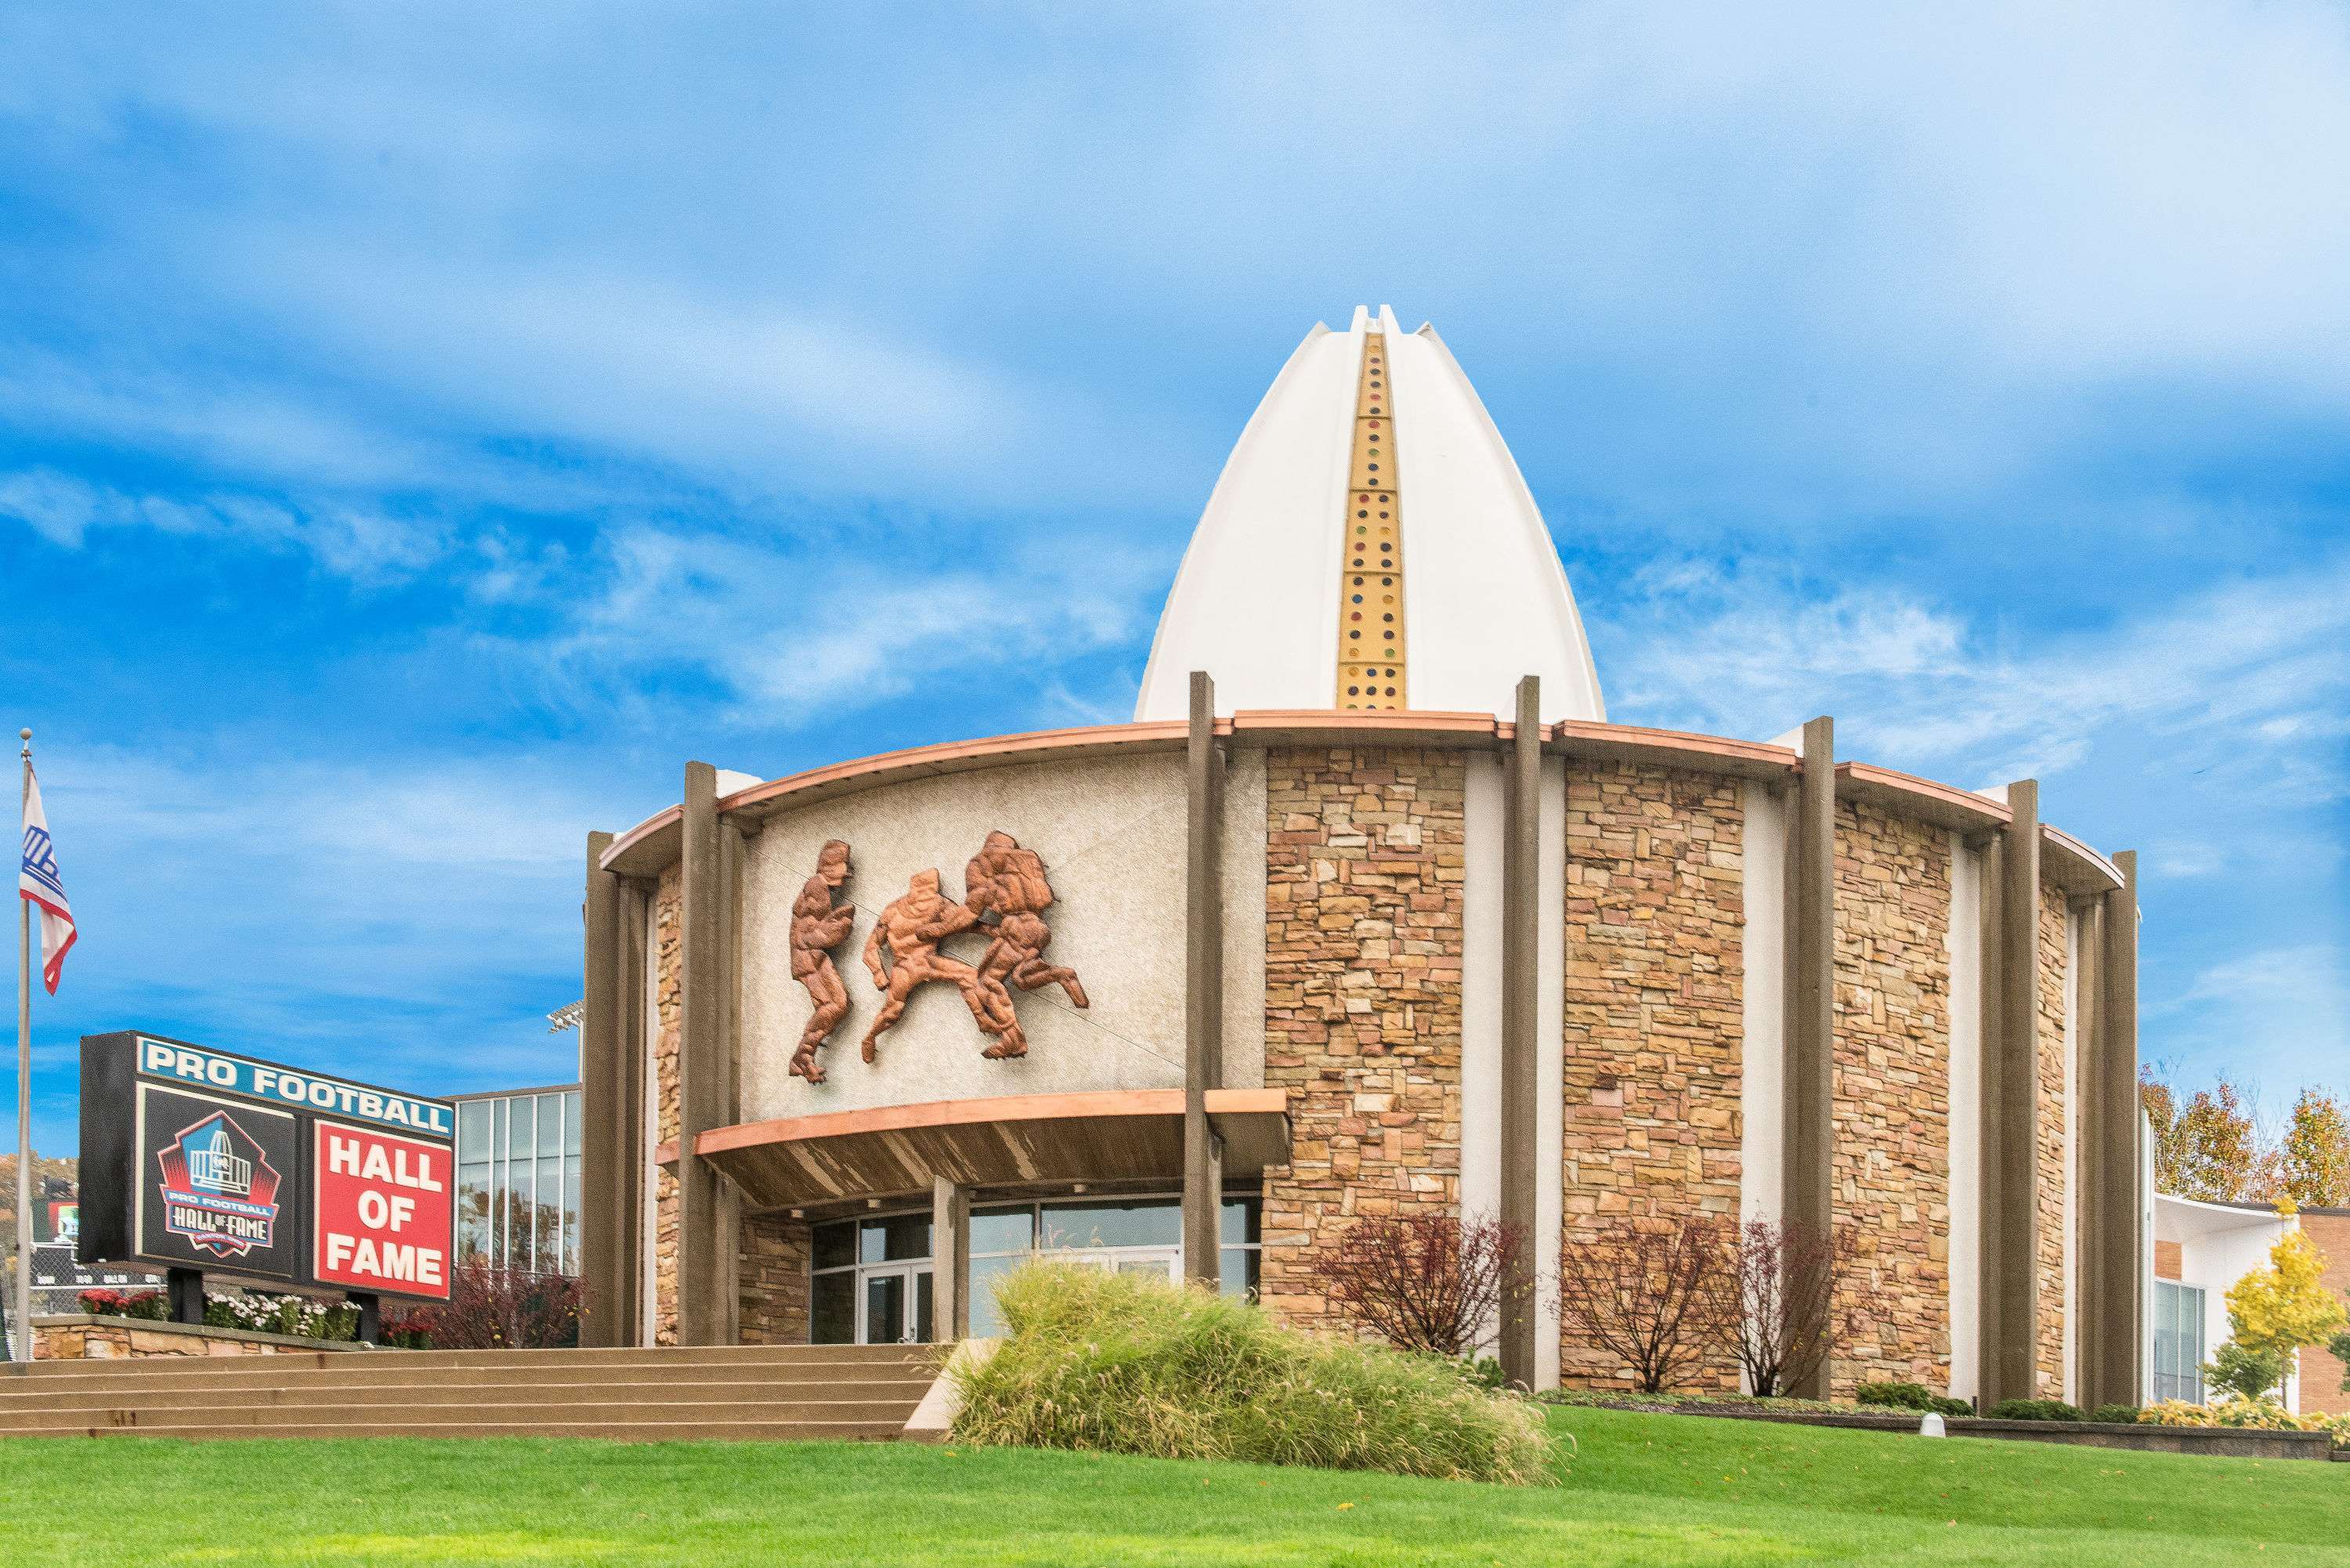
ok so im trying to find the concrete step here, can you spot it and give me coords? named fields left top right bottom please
left=2, top=1341, right=944, bottom=1443
left=0, top=1398, right=923, bottom=1433
left=5, top=1359, right=932, bottom=1395
left=13, top=1417, right=913, bottom=1442
left=14, top=1342, right=929, bottom=1375
left=0, top=1378, right=933, bottom=1415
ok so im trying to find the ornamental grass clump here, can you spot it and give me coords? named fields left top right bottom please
left=948, top=1261, right=1556, bottom=1485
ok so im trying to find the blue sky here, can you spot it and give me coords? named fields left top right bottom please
left=4, top=2, right=2345, bottom=1156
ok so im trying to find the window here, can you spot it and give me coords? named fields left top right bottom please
left=963, top=1194, right=1262, bottom=1339
left=453, top=1086, right=585, bottom=1277
left=2153, top=1280, right=2207, bottom=1404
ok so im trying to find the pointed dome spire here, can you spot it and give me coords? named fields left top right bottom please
left=1135, top=305, right=1605, bottom=724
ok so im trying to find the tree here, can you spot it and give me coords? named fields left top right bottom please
left=1315, top=1212, right=1533, bottom=1360
left=2273, top=1090, right=2350, bottom=1209
left=1557, top=1219, right=1723, bottom=1394
left=1700, top=1219, right=1860, bottom=1398
left=2142, top=1070, right=2274, bottom=1202
left=2203, top=1339, right=2290, bottom=1401
left=2220, top=1206, right=2345, bottom=1378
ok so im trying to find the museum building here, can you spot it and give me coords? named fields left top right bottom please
left=576, top=306, right=2148, bottom=1408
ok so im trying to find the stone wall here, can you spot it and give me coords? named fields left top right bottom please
left=1828, top=800, right=1953, bottom=1393
left=1560, top=763, right=1745, bottom=1391
left=34, top=1316, right=372, bottom=1359
left=1259, top=746, right=1466, bottom=1331
left=2036, top=879, right=2070, bottom=1395
left=653, top=862, right=682, bottom=1348
left=739, top=1212, right=812, bottom=1344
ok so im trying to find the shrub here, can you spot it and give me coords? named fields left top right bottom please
left=1312, top=1212, right=1532, bottom=1361
left=394, top=1264, right=583, bottom=1350
left=2090, top=1404, right=2142, bottom=1425
left=1988, top=1398, right=2083, bottom=1422
left=1557, top=1219, right=1723, bottom=1394
left=1856, top=1380, right=1968, bottom=1418
left=2142, top=1395, right=2350, bottom=1452
left=1855, top=1380, right=1934, bottom=1411
left=122, top=1290, right=168, bottom=1321
left=1705, top=1219, right=1858, bottom=1398
left=949, top=1261, right=1556, bottom=1485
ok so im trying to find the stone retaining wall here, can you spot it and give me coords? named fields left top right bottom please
left=31, top=1314, right=374, bottom=1359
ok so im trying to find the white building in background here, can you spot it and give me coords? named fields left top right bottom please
left=2150, top=1194, right=2297, bottom=1410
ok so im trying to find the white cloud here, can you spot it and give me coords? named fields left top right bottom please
left=1602, top=551, right=2350, bottom=789
left=528, top=522, right=1162, bottom=726
left=0, top=468, right=453, bottom=584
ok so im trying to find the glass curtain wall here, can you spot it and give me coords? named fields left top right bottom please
left=454, top=1086, right=584, bottom=1275
left=808, top=1194, right=1263, bottom=1344
left=2152, top=1280, right=2207, bottom=1404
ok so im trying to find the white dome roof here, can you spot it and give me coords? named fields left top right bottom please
left=1135, top=305, right=1604, bottom=724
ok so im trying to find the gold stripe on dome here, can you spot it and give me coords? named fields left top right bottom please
left=1336, top=332, right=1406, bottom=710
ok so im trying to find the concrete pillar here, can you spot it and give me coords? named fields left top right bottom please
left=1183, top=671, right=1224, bottom=1285
left=580, top=829, right=623, bottom=1346
left=1781, top=717, right=1835, bottom=1397
left=713, top=819, right=745, bottom=1346
left=1499, top=675, right=1542, bottom=1390
left=2088, top=851, right=2142, bottom=1408
left=1983, top=780, right=2043, bottom=1406
left=677, top=761, right=726, bottom=1346
left=934, top=1176, right=972, bottom=1341
left=616, top=880, right=649, bottom=1344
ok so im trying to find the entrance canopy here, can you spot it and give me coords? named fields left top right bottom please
left=661, top=1089, right=1291, bottom=1211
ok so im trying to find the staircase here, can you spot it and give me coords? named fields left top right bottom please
left=0, top=1343, right=939, bottom=1441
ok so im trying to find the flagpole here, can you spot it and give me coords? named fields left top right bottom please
left=16, top=727, right=33, bottom=1362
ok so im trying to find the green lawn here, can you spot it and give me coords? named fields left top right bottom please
left=2, top=1407, right=2342, bottom=1566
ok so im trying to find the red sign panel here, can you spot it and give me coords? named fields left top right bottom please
left=311, top=1119, right=453, bottom=1299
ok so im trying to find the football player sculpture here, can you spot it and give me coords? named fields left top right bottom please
left=859, top=833, right=1089, bottom=1064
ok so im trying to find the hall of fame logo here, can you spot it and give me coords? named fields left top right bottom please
left=154, top=1111, right=284, bottom=1259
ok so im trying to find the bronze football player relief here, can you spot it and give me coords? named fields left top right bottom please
left=786, top=840, right=857, bottom=1083
left=858, top=832, right=1088, bottom=1064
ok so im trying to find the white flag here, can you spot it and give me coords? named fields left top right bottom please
left=19, top=766, right=76, bottom=994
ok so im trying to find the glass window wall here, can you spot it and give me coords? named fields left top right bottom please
left=2153, top=1279, right=2207, bottom=1404
left=454, top=1086, right=584, bottom=1277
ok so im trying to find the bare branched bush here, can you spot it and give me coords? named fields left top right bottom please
left=1314, top=1212, right=1533, bottom=1359
left=1701, top=1218, right=1858, bottom=1398
left=1556, top=1218, right=1723, bottom=1394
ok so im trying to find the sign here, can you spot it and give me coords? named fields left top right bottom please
left=132, top=1037, right=453, bottom=1137
left=312, top=1122, right=451, bottom=1299
left=136, top=1086, right=297, bottom=1276
left=77, top=1031, right=455, bottom=1302
left=45, top=1201, right=78, bottom=1245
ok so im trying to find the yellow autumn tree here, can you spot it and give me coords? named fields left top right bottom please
left=2224, top=1203, right=2348, bottom=1362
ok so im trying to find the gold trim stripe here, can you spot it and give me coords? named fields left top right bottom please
left=1336, top=332, right=1405, bottom=709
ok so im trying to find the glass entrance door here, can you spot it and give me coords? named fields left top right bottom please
left=859, top=1265, right=935, bottom=1345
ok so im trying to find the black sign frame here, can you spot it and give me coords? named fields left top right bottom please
left=78, top=1030, right=457, bottom=1303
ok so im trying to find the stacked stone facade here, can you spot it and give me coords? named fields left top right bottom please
left=739, top=1213, right=812, bottom=1344
left=1560, top=763, right=1745, bottom=1391
left=1258, top=747, right=1466, bottom=1329
left=2035, top=880, right=2070, bottom=1394
left=1828, top=800, right=1952, bottom=1393
left=653, top=863, right=682, bottom=1347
